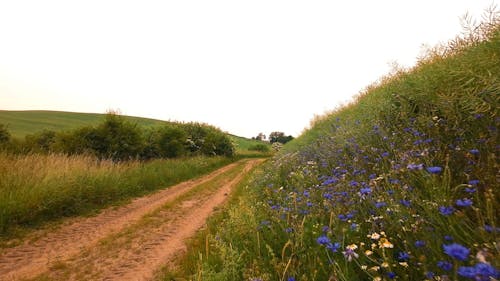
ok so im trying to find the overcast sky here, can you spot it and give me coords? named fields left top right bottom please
left=0, top=1, right=497, bottom=138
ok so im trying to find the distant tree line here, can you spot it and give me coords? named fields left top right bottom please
left=0, top=113, right=235, bottom=161
left=252, top=131, right=294, bottom=144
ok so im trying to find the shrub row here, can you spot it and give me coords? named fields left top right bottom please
left=1, top=114, right=234, bottom=161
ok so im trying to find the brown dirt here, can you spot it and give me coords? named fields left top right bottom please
left=0, top=159, right=263, bottom=281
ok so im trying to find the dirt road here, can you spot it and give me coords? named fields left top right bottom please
left=0, top=158, right=263, bottom=281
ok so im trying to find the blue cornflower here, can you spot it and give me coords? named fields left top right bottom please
left=458, top=263, right=500, bottom=279
left=469, top=149, right=480, bottom=155
left=425, top=271, right=435, bottom=279
left=375, top=201, right=387, bottom=208
left=456, top=198, right=473, bottom=207
left=285, top=227, right=294, bottom=233
left=484, top=225, right=500, bottom=233
left=381, top=152, right=390, bottom=157
left=474, top=262, right=500, bottom=279
left=287, top=277, right=296, bottom=281
left=387, top=272, right=396, bottom=279
left=360, top=187, right=372, bottom=195
left=317, top=235, right=331, bottom=245
left=398, top=251, right=410, bottom=261
left=465, top=187, right=476, bottom=193
left=458, top=266, right=476, bottom=278
left=437, top=260, right=453, bottom=271
left=426, top=166, right=443, bottom=174
left=439, top=206, right=455, bottom=216
left=327, top=242, right=341, bottom=253
left=468, top=179, right=480, bottom=186
left=443, top=243, right=470, bottom=261
left=415, top=240, right=426, bottom=248
left=400, top=199, right=411, bottom=207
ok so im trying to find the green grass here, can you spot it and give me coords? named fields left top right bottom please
left=186, top=14, right=500, bottom=281
left=0, top=110, right=165, bottom=139
left=0, top=153, right=235, bottom=238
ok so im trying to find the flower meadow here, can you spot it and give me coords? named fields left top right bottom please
left=168, top=12, right=500, bottom=281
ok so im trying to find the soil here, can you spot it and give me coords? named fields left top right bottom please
left=0, top=159, right=263, bottom=281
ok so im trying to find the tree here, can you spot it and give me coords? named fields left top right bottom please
left=254, top=133, right=266, bottom=141
left=269, top=131, right=294, bottom=144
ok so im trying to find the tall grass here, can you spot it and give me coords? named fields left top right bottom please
left=0, top=153, right=234, bottom=236
left=186, top=11, right=500, bottom=281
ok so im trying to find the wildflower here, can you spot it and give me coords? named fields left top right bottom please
left=365, top=250, right=373, bottom=256
left=439, top=206, right=455, bottom=216
left=469, top=149, right=480, bottom=155
left=443, top=243, right=470, bottom=261
left=327, top=242, right=341, bottom=253
left=425, top=272, right=435, bottom=279
left=360, top=187, right=372, bottom=195
left=437, top=260, right=453, bottom=271
left=317, top=235, right=331, bottom=245
left=399, top=199, right=411, bottom=207
left=484, top=224, right=500, bottom=233
left=464, top=187, right=476, bottom=193
left=379, top=238, right=393, bottom=248
left=398, top=251, right=410, bottom=261
left=387, top=272, right=396, bottom=279
left=468, top=179, right=480, bottom=186
left=381, top=262, right=389, bottom=268
left=375, top=201, right=387, bottom=208
left=287, top=277, right=296, bottom=281
left=426, top=166, right=442, bottom=174
left=343, top=244, right=359, bottom=261
left=458, top=263, right=500, bottom=279
left=415, top=240, right=426, bottom=248
left=456, top=198, right=473, bottom=207
left=369, top=232, right=381, bottom=240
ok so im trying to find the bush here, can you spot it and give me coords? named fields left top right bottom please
left=248, top=143, right=270, bottom=152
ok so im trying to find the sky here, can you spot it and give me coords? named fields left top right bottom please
left=0, top=1, right=497, bottom=138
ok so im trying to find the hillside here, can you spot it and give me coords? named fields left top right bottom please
left=0, top=110, right=168, bottom=139
left=174, top=14, right=500, bottom=280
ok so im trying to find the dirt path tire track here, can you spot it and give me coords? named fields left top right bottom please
left=0, top=159, right=263, bottom=281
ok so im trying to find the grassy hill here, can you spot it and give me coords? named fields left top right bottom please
left=0, top=110, right=268, bottom=154
left=0, top=110, right=168, bottom=139
left=171, top=14, right=500, bottom=280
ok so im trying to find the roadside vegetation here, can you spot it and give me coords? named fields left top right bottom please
left=0, top=112, right=270, bottom=237
left=0, top=154, right=234, bottom=237
left=178, top=11, right=499, bottom=281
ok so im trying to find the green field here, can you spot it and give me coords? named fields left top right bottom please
left=0, top=110, right=268, bottom=154
left=0, top=110, right=165, bottom=139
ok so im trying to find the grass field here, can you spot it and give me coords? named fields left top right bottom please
left=0, top=110, right=164, bottom=139
left=0, top=153, right=236, bottom=238
left=176, top=15, right=500, bottom=281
